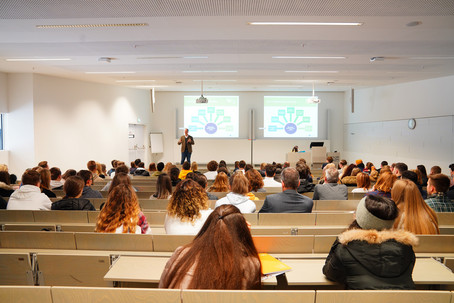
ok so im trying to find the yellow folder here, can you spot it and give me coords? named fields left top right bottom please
left=259, top=253, right=292, bottom=276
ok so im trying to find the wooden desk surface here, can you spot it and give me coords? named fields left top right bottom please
left=104, top=256, right=454, bottom=286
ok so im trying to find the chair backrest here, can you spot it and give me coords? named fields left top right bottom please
left=315, top=290, right=451, bottom=303
left=415, top=235, right=454, bottom=253
left=0, top=286, right=52, bottom=303
left=2, top=223, right=56, bottom=231
left=139, top=199, right=169, bottom=210
left=33, top=211, right=89, bottom=223
left=87, top=211, right=100, bottom=223
left=0, top=231, right=76, bottom=249
left=0, top=253, right=34, bottom=285
left=314, top=200, right=360, bottom=211
left=437, top=212, right=454, bottom=226
left=182, top=289, right=315, bottom=303
left=152, top=234, right=194, bottom=252
left=313, top=235, right=337, bottom=253
left=36, top=253, right=112, bottom=287
left=0, top=210, right=34, bottom=222
left=315, top=213, right=354, bottom=226
left=258, top=213, right=316, bottom=226
left=51, top=287, right=180, bottom=303
left=74, top=232, right=153, bottom=251
left=143, top=211, right=166, bottom=226
left=253, top=235, right=314, bottom=253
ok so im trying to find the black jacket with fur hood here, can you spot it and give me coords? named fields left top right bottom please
left=322, top=229, right=418, bottom=289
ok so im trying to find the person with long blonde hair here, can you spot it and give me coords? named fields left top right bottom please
left=165, top=179, right=212, bottom=235
left=391, top=179, right=439, bottom=234
left=159, top=204, right=261, bottom=289
left=208, top=172, right=229, bottom=192
left=96, top=184, right=150, bottom=234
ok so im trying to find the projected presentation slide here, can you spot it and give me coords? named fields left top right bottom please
left=264, top=96, right=318, bottom=137
left=184, top=96, right=239, bottom=138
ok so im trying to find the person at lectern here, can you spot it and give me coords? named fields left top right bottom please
left=292, top=145, right=299, bottom=152
left=178, top=128, right=195, bottom=164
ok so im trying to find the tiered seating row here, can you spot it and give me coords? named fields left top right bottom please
left=0, top=286, right=452, bottom=303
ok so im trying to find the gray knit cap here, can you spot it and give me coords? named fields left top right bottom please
left=355, top=196, right=395, bottom=230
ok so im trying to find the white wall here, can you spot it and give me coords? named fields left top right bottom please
left=0, top=73, right=152, bottom=175
left=343, top=75, right=454, bottom=174
left=5, top=73, right=35, bottom=175
left=33, top=74, right=152, bottom=172
left=0, top=72, right=7, bottom=112
left=152, top=91, right=344, bottom=164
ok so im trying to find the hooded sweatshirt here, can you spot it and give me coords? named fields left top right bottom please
left=7, top=185, right=52, bottom=210
left=323, top=229, right=418, bottom=289
left=214, top=192, right=256, bottom=213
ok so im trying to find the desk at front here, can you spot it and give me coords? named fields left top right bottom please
left=104, top=256, right=454, bottom=289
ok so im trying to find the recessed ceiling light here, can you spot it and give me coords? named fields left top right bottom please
left=36, top=23, right=148, bottom=28
left=137, top=56, right=182, bottom=59
left=85, top=71, right=136, bottom=74
left=248, top=22, right=363, bottom=26
left=410, top=56, right=454, bottom=60
left=5, top=58, right=71, bottom=61
left=274, top=80, right=322, bottom=82
left=182, top=71, right=237, bottom=73
left=116, top=80, right=156, bottom=82
left=285, top=71, right=339, bottom=73
left=184, top=56, right=209, bottom=59
left=272, top=56, right=346, bottom=59
left=135, top=85, right=168, bottom=88
left=192, top=80, right=237, bottom=82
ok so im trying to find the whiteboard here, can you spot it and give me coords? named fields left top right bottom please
left=150, top=133, right=163, bottom=153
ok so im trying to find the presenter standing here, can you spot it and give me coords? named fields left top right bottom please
left=178, top=128, right=195, bottom=164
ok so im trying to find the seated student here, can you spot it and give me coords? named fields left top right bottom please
left=321, top=156, right=334, bottom=169
left=96, top=184, right=151, bottom=234
left=134, top=162, right=150, bottom=176
left=313, top=167, right=348, bottom=200
left=207, top=172, right=229, bottom=192
left=34, top=167, right=56, bottom=198
left=323, top=195, right=417, bottom=290
left=107, top=160, right=117, bottom=176
left=0, top=171, right=15, bottom=197
left=263, top=164, right=281, bottom=187
left=425, top=173, right=454, bottom=212
left=430, top=165, right=442, bottom=175
left=351, top=172, right=371, bottom=193
left=150, top=173, right=172, bottom=200
left=245, top=169, right=265, bottom=192
left=190, top=162, right=199, bottom=173
left=7, top=170, right=52, bottom=210
left=218, top=160, right=231, bottom=176
left=204, top=160, right=218, bottom=180
left=148, top=162, right=157, bottom=174
left=51, top=176, right=96, bottom=211
left=449, top=164, right=454, bottom=200
left=87, top=160, right=100, bottom=183
left=165, top=179, right=212, bottom=235
left=259, top=167, right=313, bottom=213
left=50, top=167, right=64, bottom=190
left=187, top=172, right=218, bottom=201
left=96, top=163, right=106, bottom=179
left=153, top=162, right=165, bottom=177
left=130, top=161, right=137, bottom=175
left=77, top=170, right=103, bottom=199
left=178, top=161, right=192, bottom=180
left=159, top=204, right=261, bottom=289
left=402, top=170, right=427, bottom=199
left=170, top=167, right=181, bottom=187
left=101, top=165, right=131, bottom=191
left=62, top=169, right=76, bottom=182
left=215, top=172, right=256, bottom=213
left=296, top=162, right=315, bottom=193
left=392, top=179, right=439, bottom=234
left=366, top=171, right=396, bottom=198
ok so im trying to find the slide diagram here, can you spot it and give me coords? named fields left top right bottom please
left=264, top=96, right=318, bottom=138
left=184, top=96, right=239, bottom=138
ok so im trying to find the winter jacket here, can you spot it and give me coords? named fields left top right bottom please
left=323, top=229, right=417, bottom=290
left=51, top=197, right=96, bottom=211
left=0, top=181, right=15, bottom=197
left=215, top=192, right=256, bottom=213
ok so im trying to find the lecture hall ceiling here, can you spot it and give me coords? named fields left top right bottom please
left=0, top=0, right=453, bottom=92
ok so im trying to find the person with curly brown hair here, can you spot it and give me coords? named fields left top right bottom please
left=165, top=179, right=212, bottom=235
left=95, top=184, right=150, bottom=234
left=245, top=169, right=265, bottom=193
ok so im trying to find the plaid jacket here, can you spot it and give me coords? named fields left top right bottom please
left=425, top=194, right=454, bottom=212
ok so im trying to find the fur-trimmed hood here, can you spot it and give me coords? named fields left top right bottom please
left=0, top=181, right=13, bottom=190
left=339, top=229, right=418, bottom=247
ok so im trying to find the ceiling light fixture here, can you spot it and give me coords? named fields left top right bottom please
left=182, top=71, right=237, bottom=73
left=85, top=71, right=136, bottom=74
left=116, top=80, right=156, bottom=83
left=193, top=80, right=236, bottom=82
left=5, top=58, right=71, bottom=62
left=36, top=23, right=148, bottom=28
left=285, top=70, right=339, bottom=73
left=410, top=56, right=454, bottom=60
left=183, top=56, right=209, bottom=59
left=249, top=22, right=363, bottom=26
left=273, top=56, right=346, bottom=59
left=196, top=80, right=208, bottom=103
left=308, top=82, right=321, bottom=104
